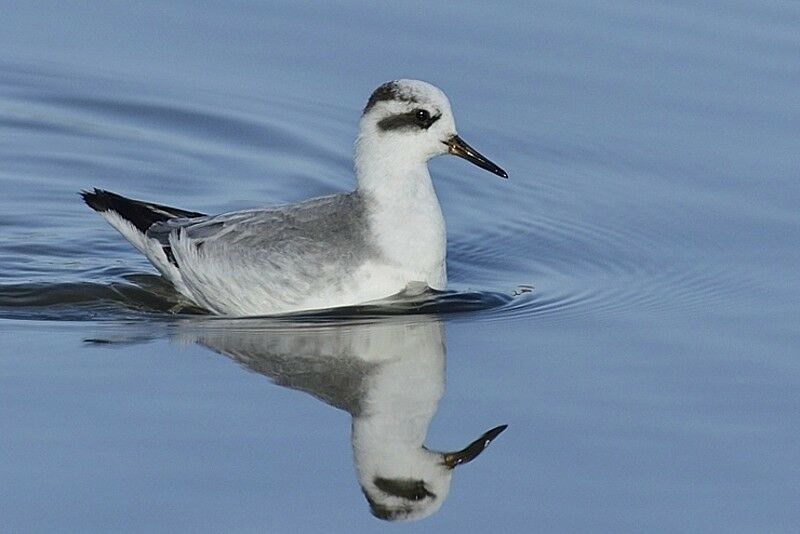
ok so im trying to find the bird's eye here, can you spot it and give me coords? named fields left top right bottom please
left=415, top=109, right=431, bottom=124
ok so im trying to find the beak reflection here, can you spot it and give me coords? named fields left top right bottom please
left=442, top=424, right=508, bottom=469
left=444, top=135, right=508, bottom=179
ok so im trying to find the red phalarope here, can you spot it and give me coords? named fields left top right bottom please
left=82, top=80, right=507, bottom=316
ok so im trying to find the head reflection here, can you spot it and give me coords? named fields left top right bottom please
left=182, top=317, right=505, bottom=522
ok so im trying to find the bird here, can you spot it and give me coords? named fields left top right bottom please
left=82, top=80, right=508, bottom=316
left=180, top=316, right=507, bottom=521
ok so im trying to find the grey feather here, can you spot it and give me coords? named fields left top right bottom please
left=145, top=192, right=380, bottom=313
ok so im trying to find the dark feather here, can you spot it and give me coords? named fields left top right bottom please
left=80, top=188, right=205, bottom=234
left=363, top=80, right=419, bottom=114
left=81, top=188, right=206, bottom=266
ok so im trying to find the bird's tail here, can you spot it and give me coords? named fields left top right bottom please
left=80, top=188, right=205, bottom=233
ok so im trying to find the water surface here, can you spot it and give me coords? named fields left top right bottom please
left=1, top=1, right=799, bottom=532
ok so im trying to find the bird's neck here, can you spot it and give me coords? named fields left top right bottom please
left=351, top=343, right=445, bottom=481
left=355, top=144, right=438, bottom=208
left=355, top=152, right=446, bottom=282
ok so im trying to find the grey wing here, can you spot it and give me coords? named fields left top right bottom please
left=145, top=193, right=372, bottom=313
left=189, top=327, right=374, bottom=414
left=146, top=208, right=285, bottom=249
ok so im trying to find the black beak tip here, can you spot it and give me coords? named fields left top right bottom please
left=445, top=135, right=508, bottom=180
left=443, top=424, right=509, bottom=468
left=484, top=424, right=508, bottom=443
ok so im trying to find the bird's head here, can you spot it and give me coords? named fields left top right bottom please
left=356, top=80, right=507, bottom=179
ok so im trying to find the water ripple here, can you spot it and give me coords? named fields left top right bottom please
left=0, top=61, right=767, bottom=328
left=0, top=276, right=537, bottom=323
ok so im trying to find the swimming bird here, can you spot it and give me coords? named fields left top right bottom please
left=82, top=80, right=507, bottom=315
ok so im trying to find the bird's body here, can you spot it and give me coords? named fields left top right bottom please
left=82, top=80, right=506, bottom=316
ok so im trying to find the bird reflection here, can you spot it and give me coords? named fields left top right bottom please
left=178, top=316, right=506, bottom=521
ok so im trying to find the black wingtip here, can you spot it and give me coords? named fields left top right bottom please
left=80, top=188, right=112, bottom=212
left=79, top=188, right=206, bottom=234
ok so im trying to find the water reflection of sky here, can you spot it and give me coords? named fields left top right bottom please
left=1, top=0, right=799, bottom=531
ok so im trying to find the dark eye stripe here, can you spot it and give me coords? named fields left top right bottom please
left=377, top=111, right=441, bottom=132
left=374, top=477, right=436, bottom=501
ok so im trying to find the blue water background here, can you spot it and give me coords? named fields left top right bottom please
left=1, top=1, right=799, bottom=532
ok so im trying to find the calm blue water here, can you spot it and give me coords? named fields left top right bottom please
left=1, top=1, right=799, bottom=531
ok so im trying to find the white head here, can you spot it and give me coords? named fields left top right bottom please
left=355, top=423, right=508, bottom=522
left=355, top=80, right=507, bottom=184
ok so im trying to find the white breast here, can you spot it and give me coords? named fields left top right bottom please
left=359, top=165, right=448, bottom=292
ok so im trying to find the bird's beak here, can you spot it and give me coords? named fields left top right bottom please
left=444, top=135, right=508, bottom=179
left=442, top=424, right=508, bottom=469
